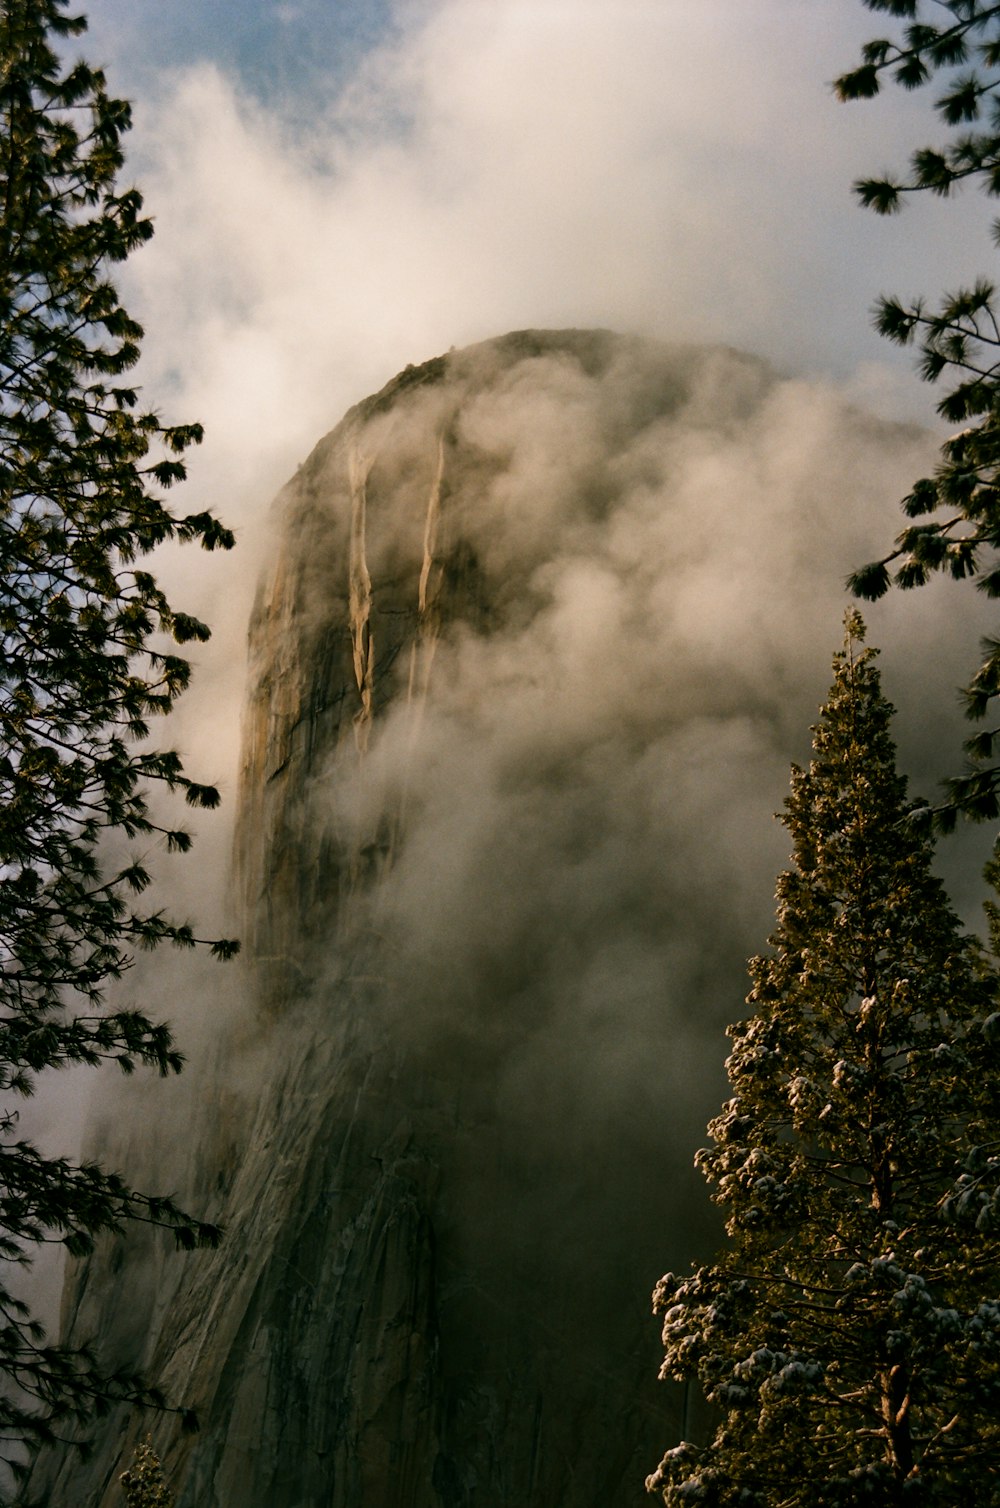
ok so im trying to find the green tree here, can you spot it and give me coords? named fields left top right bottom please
left=0, top=0, right=236, bottom=1491
left=647, top=615, right=1000, bottom=1506
left=836, top=1, right=1000, bottom=821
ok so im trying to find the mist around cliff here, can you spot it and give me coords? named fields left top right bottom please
left=97, top=0, right=998, bottom=1042
left=19, top=339, right=1000, bottom=1508
left=76, top=0, right=999, bottom=1076
left=228, top=336, right=995, bottom=1304
left=51, top=339, right=991, bottom=1236
left=86, top=0, right=993, bottom=819
left=20, top=347, right=997, bottom=1397
left=17, top=0, right=1000, bottom=1430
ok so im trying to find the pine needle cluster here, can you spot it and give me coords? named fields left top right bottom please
left=837, top=2, right=1000, bottom=818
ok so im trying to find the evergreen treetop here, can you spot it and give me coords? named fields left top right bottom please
left=119, top=1435, right=175, bottom=1508
left=648, top=614, right=1000, bottom=1506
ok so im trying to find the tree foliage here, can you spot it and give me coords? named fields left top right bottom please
left=119, top=1436, right=174, bottom=1508
left=836, top=2, right=1000, bottom=820
left=647, top=615, right=1000, bottom=1506
left=0, top=0, right=236, bottom=1490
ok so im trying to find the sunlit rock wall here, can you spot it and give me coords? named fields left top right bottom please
left=27, top=330, right=966, bottom=1508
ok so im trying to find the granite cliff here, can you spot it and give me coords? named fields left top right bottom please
left=26, top=330, right=943, bottom=1507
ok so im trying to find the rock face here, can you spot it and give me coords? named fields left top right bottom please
left=27, top=330, right=939, bottom=1507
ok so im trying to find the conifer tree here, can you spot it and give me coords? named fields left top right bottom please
left=835, top=2, right=1000, bottom=819
left=648, top=614, right=1000, bottom=1507
left=119, top=1436, right=174, bottom=1508
left=0, top=0, right=236, bottom=1490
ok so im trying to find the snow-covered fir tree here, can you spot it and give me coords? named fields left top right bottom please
left=648, top=613, right=1000, bottom=1506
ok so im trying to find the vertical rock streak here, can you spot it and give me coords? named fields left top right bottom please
left=392, top=432, right=449, bottom=858
left=408, top=429, right=446, bottom=710
left=348, top=442, right=376, bottom=753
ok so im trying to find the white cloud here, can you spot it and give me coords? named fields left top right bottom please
left=88, top=0, right=995, bottom=1009
left=20, top=6, right=1000, bottom=1466
left=28, top=0, right=995, bottom=1183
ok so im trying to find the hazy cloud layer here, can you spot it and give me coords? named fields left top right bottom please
left=221, top=338, right=996, bottom=1323
left=20, top=0, right=1000, bottom=1337
left=108, top=0, right=998, bottom=819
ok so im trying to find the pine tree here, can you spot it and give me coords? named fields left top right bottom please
left=835, top=3, right=1000, bottom=819
left=119, top=1436, right=174, bottom=1508
left=647, top=614, right=1000, bottom=1507
left=0, top=0, right=236, bottom=1490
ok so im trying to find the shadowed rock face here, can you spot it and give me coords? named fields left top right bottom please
left=26, top=330, right=942, bottom=1507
